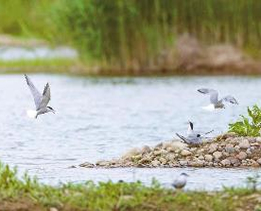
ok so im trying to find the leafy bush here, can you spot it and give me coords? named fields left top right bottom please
left=229, top=105, right=261, bottom=137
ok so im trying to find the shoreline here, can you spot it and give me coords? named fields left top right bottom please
left=79, top=133, right=261, bottom=169
left=2, top=35, right=261, bottom=76
left=0, top=161, right=260, bottom=210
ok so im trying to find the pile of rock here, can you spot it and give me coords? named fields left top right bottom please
left=79, top=133, right=261, bottom=168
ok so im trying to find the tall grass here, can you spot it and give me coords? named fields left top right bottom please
left=49, top=0, right=176, bottom=71
left=1, top=0, right=261, bottom=73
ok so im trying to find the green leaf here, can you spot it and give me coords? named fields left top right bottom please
left=229, top=104, right=261, bottom=137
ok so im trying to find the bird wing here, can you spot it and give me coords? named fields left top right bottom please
left=176, top=133, right=191, bottom=144
left=24, top=74, right=42, bottom=109
left=187, top=121, right=193, bottom=135
left=39, top=83, right=51, bottom=108
left=221, top=95, right=238, bottom=105
left=197, top=88, right=218, bottom=104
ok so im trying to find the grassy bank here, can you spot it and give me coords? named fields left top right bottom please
left=0, top=162, right=259, bottom=210
left=0, top=58, right=78, bottom=74
left=1, top=1, right=261, bottom=75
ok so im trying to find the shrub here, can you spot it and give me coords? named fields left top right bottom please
left=228, top=105, right=261, bottom=137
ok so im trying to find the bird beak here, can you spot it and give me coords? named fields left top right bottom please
left=52, top=110, right=56, bottom=114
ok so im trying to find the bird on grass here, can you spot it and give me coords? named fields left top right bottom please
left=176, top=121, right=213, bottom=145
left=197, top=88, right=238, bottom=110
left=172, top=172, right=189, bottom=190
left=24, top=74, right=55, bottom=118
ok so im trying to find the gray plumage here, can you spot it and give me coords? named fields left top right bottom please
left=24, top=74, right=55, bottom=118
left=172, top=173, right=189, bottom=189
left=176, top=121, right=213, bottom=145
left=198, top=88, right=238, bottom=109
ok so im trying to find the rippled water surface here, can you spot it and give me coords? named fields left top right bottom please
left=0, top=74, right=261, bottom=190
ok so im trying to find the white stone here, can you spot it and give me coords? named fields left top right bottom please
left=227, top=157, right=240, bottom=166
left=159, top=157, right=167, bottom=165
left=153, top=150, right=162, bottom=156
left=256, top=137, right=261, bottom=142
left=165, top=153, right=175, bottom=161
left=189, top=160, right=204, bottom=167
left=234, top=145, right=240, bottom=152
left=122, top=148, right=140, bottom=159
left=205, top=154, right=213, bottom=162
left=141, top=145, right=151, bottom=154
left=151, top=160, right=160, bottom=167
left=221, top=159, right=231, bottom=166
left=198, top=155, right=204, bottom=160
left=179, top=160, right=188, bottom=166
left=181, top=150, right=192, bottom=156
left=208, top=143, right=218, bottom=153
left=239, top=140, right=250, bottom=149
left=237, top=151, right=247, bottom=160
left=225, top=144, right=235, bottom=153
left=213, top=151, right=222, bottom=160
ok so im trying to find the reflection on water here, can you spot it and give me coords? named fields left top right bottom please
left=0, top=74, right=261, bottom=189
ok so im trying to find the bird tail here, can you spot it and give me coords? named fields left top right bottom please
left=26, top=110, right=37, bottom=119
left=204, top=130, right=214, bottom=135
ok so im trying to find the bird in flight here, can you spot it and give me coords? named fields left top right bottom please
left=176, top=121, right=213, bottom=145
left=197, top=88, right=238, bottom=110
left=24, top=74, right=55, bottom=118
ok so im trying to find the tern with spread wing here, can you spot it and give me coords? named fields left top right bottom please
left=176, top=121, right=213, bottom=145
left=197, top=88, right=238, bottom=110
left=24, top=74, right=55, bottom=118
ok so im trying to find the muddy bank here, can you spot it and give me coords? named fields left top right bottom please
left=80, top=133, right=261, bottom=168
left=1, top=34, right=261, bottom=76
left=77, top=34, right=261, bottom=76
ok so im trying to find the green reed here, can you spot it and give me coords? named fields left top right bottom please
left=1, top=0, right=261, bottom=73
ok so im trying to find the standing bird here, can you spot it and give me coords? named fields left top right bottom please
left=197, top=88, right=238, bottom=110
left=24, top=74, right=55, bottom=118
left=176, top=121, right=213, bottom=145
left=172, top=173, right=189, bottom=190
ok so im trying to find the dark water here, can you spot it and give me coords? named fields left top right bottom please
left=0, top=74, right=260, bottom=190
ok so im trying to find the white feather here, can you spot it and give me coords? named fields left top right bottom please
left=202, top=104, right=215, bottom=111
left=26, top=110, right=37, bottom=119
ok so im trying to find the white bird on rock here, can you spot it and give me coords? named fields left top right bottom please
left=176, top=121, right=213, bottom=145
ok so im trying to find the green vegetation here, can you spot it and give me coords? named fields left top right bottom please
left=1, top=0, right=261, bottom=74
left=229, top=105, right=261, bottom=137
left=0, top=162, right=259, bottom=210
left=0, top=58, right=77, bottom=74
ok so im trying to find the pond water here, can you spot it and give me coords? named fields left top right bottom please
left=0, top=46, right=77, bottom=60
left=0, top=74, right=260, bottom=190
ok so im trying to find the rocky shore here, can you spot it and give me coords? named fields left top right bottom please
left=80, top=133, right=261, bottom=168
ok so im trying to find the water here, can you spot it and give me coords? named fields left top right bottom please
left=0, top=74, right=260, bottom=190
left=0, top=46, right=77, bottom=60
